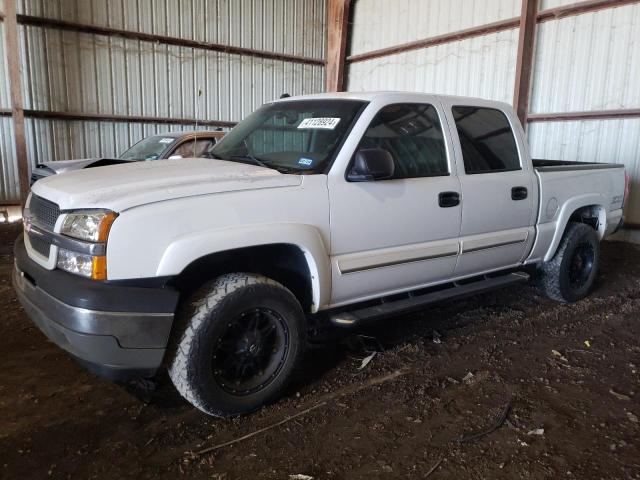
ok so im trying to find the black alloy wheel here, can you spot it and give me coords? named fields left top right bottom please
left=212, top=307, right=289, bottom=396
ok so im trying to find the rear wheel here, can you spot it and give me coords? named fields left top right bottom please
left=536, top=222, right=600, bottom=303
left=168, top=273, right=306, bottom=417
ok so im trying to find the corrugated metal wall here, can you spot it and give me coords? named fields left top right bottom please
left=349, top=0, right=520, bottom=55
left=0, top=0, right=20, bottom=203
left=347, top=0, right=521, bottom=103
left=347, top=28, right=519, bottom=104
left=528, top=3, right=640, bottom=223
left=0, top=0, right=327, bottom=203
left=346, top=0, right=640, bottom=224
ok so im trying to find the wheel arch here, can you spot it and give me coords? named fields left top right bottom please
left=543, top=194, right=607, bottom=262
left=157, top=224, right=331, bottom=312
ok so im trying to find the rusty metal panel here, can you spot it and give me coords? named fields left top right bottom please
left=528, top=118, right=640, bottom=224
left=531, top=3, right=640, bottom=114
left=350, top=0, right=520, bottom=56
left=347, top=28, right=519, bottom=104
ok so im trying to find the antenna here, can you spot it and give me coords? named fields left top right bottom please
left=194, top=87, right=203, bottom=155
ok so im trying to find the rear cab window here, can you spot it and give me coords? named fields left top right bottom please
left=451, top=106, right=520, bottom=174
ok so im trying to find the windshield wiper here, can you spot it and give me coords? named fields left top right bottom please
left=229, top=153, right=272, bottom=169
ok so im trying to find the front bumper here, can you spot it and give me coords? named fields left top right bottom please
left=13, top=235, right=178, bottom=380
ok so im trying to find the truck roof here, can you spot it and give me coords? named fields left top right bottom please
left=273, top=91, right=513, bottom=110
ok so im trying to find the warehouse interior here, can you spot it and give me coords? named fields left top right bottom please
left=1, top=0, right=639, bottom=478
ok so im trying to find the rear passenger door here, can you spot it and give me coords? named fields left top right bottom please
left=442, top=102, right=537, bottom=276
left=328, top=102, right=462, bottom=306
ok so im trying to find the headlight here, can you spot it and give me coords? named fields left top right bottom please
left=58, top=209, right=116, bottom=280
left=61, top=210, right=117, bottom=242
left=57, top=248, right=107, bottom=280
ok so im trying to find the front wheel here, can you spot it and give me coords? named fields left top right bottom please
left=536, top=222, right=600, bottom=303
left=168, top=273, right=306, bottom=417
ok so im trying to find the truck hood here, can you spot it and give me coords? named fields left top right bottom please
left=31, top=158, right=302, bottom=211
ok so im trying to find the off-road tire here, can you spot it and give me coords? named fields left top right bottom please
left=536, top=222, right=600, bottom=303
left=168, top=273, right=306, bottom=417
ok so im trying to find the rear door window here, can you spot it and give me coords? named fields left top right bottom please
left=452, top=106, right=520, bottom=174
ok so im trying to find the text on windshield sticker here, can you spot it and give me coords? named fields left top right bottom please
left=159, top=138, right=174, bottom=144
left=297, top=117, right=341, bottom=130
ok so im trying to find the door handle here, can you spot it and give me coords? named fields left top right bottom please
left=511, top=186, right=528, bottom=201
left=438, top=191, right=460, bottom=208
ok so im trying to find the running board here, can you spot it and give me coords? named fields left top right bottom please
left=330, top=272, right=529, bottom=328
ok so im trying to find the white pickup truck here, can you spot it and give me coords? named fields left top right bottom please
left=14, top=92, right=628, bottom=417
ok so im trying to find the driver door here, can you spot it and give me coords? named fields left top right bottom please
left=328, top=102, right=462, bottom=306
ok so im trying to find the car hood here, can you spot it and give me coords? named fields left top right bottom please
left=36, top=158, right=123, bottom=174
left=31, top=158, right=302, bottom=211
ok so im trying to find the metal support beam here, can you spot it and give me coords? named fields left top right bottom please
left=345, top=0, right=640, bottom=65
left=513, top=0, right=539, bottom=126
left=0, top=108, right=236, bottom=128
left=537, top=0, right=640, bottom=23
left=4, top=0, right=29, bottom=203
left=527, top=108, right=640, bottom=122
left=325, top=0, right=351, bottom=92
left=17, top=15, right=325, bottom=67
left=347, top=17, right=520, bottom=63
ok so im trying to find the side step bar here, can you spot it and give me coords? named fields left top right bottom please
left=330, top=272, right=529, bottom=328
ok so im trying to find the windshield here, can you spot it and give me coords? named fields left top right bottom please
left=119, top=135, right=176, bottom=160
left=210, top=99, right=367, bottom=173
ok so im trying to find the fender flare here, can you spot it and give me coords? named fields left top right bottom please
left=156, top=223, right=331, bottom=312
left=543, top=193, right=607, bottom=262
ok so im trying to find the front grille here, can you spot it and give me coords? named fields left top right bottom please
left=30, top=194, right=60, bottom=230
left=28, top=233, right=51, bottom=258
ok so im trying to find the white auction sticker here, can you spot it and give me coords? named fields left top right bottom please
left=297, top=117, right=341, bottom=130
left=158, top=138, right=175, bottom=144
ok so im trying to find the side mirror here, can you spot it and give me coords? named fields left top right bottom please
left=168, top=154, right=183, bottom=160
left=347, top=148, right=395, bottom=182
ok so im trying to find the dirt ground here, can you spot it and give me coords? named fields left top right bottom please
left=1, top=222, right=639, bottom=480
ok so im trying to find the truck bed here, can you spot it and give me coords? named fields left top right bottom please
left=533, top=159, right=625, bottom=172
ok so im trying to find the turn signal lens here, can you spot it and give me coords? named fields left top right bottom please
left=57, top=248, right=107, bottom=280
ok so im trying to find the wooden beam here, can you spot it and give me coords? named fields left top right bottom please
left=513, top=0, right=539, bottom=126
left=17, top=15, right=325, bottom=67
left=326, top=0, right=351, bottom=92
left=527, top=108, right=640, bottom=122
left=4, top=0, right=29, bottom=204
left=537, top=0, right=640, bottom=23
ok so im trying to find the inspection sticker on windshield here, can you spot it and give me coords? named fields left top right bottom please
left=298, top=157, right=314, bottom=167
left=158, top=138, right=174, bottom=144
left=297, top=117, right=341, bottom=130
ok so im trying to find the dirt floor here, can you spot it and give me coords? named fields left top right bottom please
left=1, top=222, right=639, bottom=480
